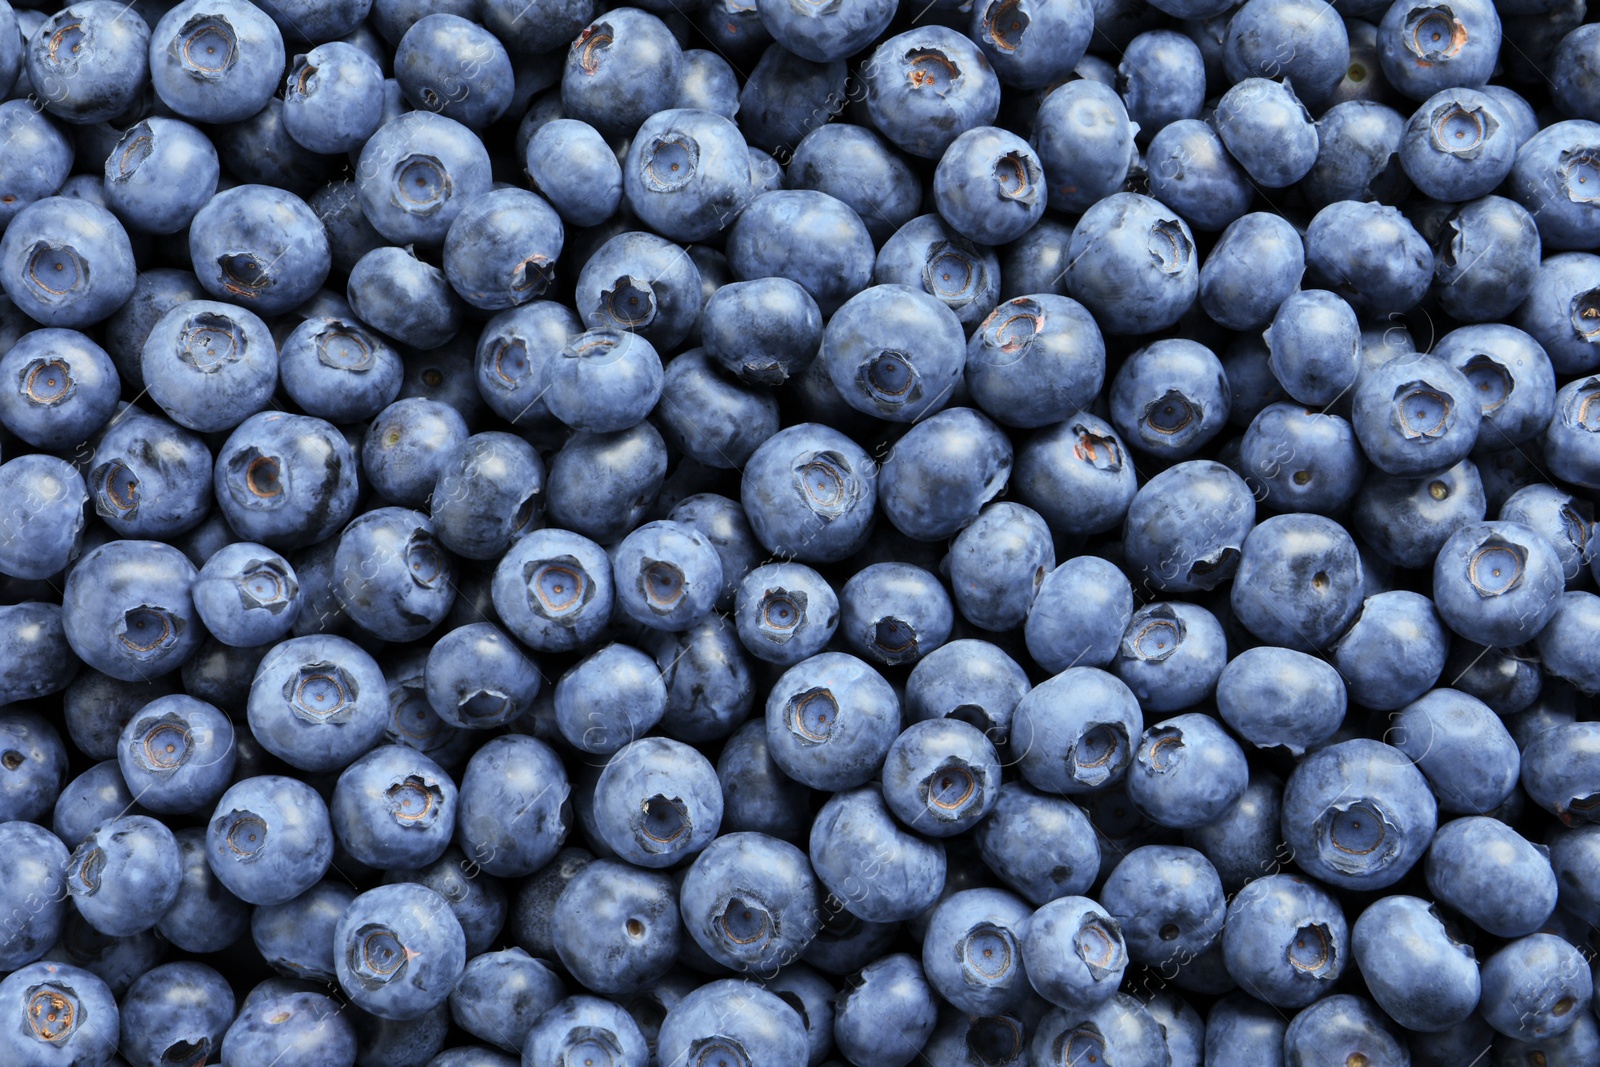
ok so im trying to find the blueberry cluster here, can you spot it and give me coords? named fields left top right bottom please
left=0, top=0, right=1598, bottom=1065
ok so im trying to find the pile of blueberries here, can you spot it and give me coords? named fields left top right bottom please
left=3, top=0, right=1600, bottom=1063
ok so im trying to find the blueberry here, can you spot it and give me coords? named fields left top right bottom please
left=734, top=43, right=846, bottom=154
left=623, top=108, right=752, bottom=244
left=679, top=831, right=820, bottom=974
left=252, top=880, right=354, bottom=982
left=574, top=230, right=703, bottom=353
left=442, top=188, right=565, bottom=313
left=205, top=775, right=332, bottom=906
left=1351, top=895, right=1480, bottom=1033
left=521, top=995, right=649, bottom=1067
left=526, top=118, right=623, bottom=230
left=24, top=2, right=148, bottom=124
left=1283, top=994, right=1409, bottom=1067
left=355, top=111, right=492, bottom=247
left=878, top=407, right=1011, bottom=543
left=1479, top=933, right=1592, bottom=1040
left=0, top=961, right=120, bottom=1067
left=1199, top=212, right=1305, bottom=332
left=726, top=190, right=875, bottom=318
left=965, top=295, right=1104, bottom=429
left=1020, top=895, right=1127, bottom=1009
left=0, top=101, right=72, bottom=233
left=1425, top=815, right=1557, bottom=938
left=562, top=9, right=684, bottom=137
left=1222, top=872, right=1347, bottom=1008
left=593, top=736, right=722, bottom=868
left=1144, top=118, right=1257, bottom=232
left=1281, top=738, right=1438, bottom=890
left=1031, top=995, right=1169, bottom=1067
left=384, top=847, right=509, bottom=958
left=447, top=949, right=564, bottom=1054
left=834, top=954, right=940, bottom=1067
left=1215, top=78, right=1320, bottom=188
left=1111, top=338, right=1232, bottom=459
left=220, top=986, right=355, bottom=1067
left=1223, top=0, right=1350, bottom=104
left=282, top=41, right=386, bottom=155
left=1030, top=80, right=1136, bottom=214
left=1025, top=556, right=1134, bottom=674
left=247, top=633, right=388, bottom=773
left=63, top=539, right=201, bottom=683
left=0, top=455, right=88, bottom=580
left=0, top=820, right=69, bottom=971
left=348, top=245, right=464, bottom=351
left=1351, top=350, right=1481, bottom=477
left=1305, top=200, right=1434, bottom=317
left=334, top=883, right=466, bottom=1021
left=551, top=858, right=680, bottom=996
left=1432, top=195, right=1543, bottom=324
left=742, top=422, right=877, bottom=563
left=1123, top=459, right=1256, bottom=594
left=1520, top=721, right=1600, bottom=825
left=656, top=979, right=809, bottom=1067
left=116, top=694, right=235, bottom=816
left=189, top=185, right=330, bottom=318
left=0, top=198, right=136, bottom=329
left=394, top=14, right=514, bottom=129
left=428, top=432, right=543, bottom=562
left=809, top=786, right=946, bottom=923
left=1203, top=992, right=1288, bottom=1064
left=1378, top=0, right=1500, bottom=100
left=1126, top=713, right=1250, bottom=829
left=1012, top=667, right=1142, bottom=795
left=863, top=26, right=1001, bottom=159
left=64, top=814, right=182, bottom=939
left=764, top=651, right=899, bottom=792
left=785, top=124, right=922, bottom=247
left=103, top=118, right=220, bottom=236
left=332, top=506, right=456, bottom=643
left=932, top=126, right=1046, bottom=246
left=118, top=961, right=235, bottom=1067
left=1431, top=519, right=1564, bottom=647
left=1543, top=375, right=1600, bottom=489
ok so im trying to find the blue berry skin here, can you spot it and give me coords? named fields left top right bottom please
left=1199, top=213, right=1304, bottom=332
left=553, top=859, right=680, bottom=996
left=81, top=409, right=211, bottom=547
left=881, top=718, right=1001, bottom=838
left=1101, top=845, right=1226, bottom=969
left=1012, top=667, right=1142, bottom=796
left=863, top=26, right=1001, bottom=159
left=1501, top=484, right=1594, bottom=588
left=734, top=562, right=838, bottom=667
left=1431, top=323, right=1556, bottom=450
left=977, top=783, right=1098, bottom=906
left=1127, top=713, right=1250, bottom=830
left=642, top=615, right=754, bottom=745
left=385, top=847, right=509, bottom=958
left=1511, top=122, right=1600, bottom=252
left=1144, top=118, right=1256, bottom=233
left=1550, top=825, right=1600, bottom=926
left=1223, top=0, right=1350, bottom=104
left=741, top=422, right=877, bottom=563
left=810, top=785, right=946, bottom=923
left=1110, top=338, right=1231, bottom=459
left=765, top=651, right=899, bottom=792
left=1351, top=460, right=1485, bottom=571
left=948, top=503, right=1054, bottom=632
left=574, top=230, right=702, bottom=353
left=117, top=695, right=235, bottom=817
left=246, top=634, right=388, bottom=773
left=716, top=721, right=809, bottom=845
left=214, top=411, right=360, bottom=551
left=679, top=831, right=821, bottom=974
left=1282, top=738, right=1438, bottom=891
left=1283, top=995, right=1409, bottom=1067
left=760, top=966, right=835, bottom=1065
left=0, top=604, right=75, bottom=710
left=1026, top=556, right=1134, bottom=674
left=658, top=979, right=809, bottom=1067
left=1214, top=78, right=1320, bottom=188
left=64, top=814, right=182, bottom=939
left=1001, top=218, right=1072, bottom=303
left=1553, top=22, right=1600, bottom=120
left=656, top=348, right=782, bottom=470
left=1540, top=592, right=1600, bottom=696
left=699, top=277, right=823, bottom=388
left=675, top=50, right=740, bottom=117
left=1031, top=80, right=1135, bottom=214
left=1495, top=1014, right=1600, bottom=1067
left=875, top=215, right=1003, bottom=330
left=103, top=118, right=219, bottom=236
left=1544, top=376, right=1600, bottom=489
left=624, top=108, right=752, bottom=244
left=594, top=737, right=722, bottom=869
left=1021, top=895, right=1127, bottom=1010
left=508, top=849, right=590, bottom=959
left=904, top=640, right=1029, bottom=750
left=1352, top=350, right=1483, bottom=477
left=365, top=398, right=470, bottom=509
left=1032, top=995, right=1169, bottom=1067
left=834, top=954, right=939, bottom=1067
left=932, top=126, right=1046, bottom=246
left=1242, top=405, right=1367, bottom=516
left=394, top=14, right=513, bottom=129
left=448, top=949, right=564, bottom=1054
left=1113, top=602, right=1226, bottom=714
left=1479, top=934, right=1592, bottom=1040
left=335, top=883, right=467, bottom=1021
left=1123, top=459, right=1256, bottom=595
left=0, top=961, right=120, bottom=1067
left=442, top=188, right=564, bottom=313
left=522, top=996, right=649, bottom=1067
left=24, top=2, right=147, bottom=123
left=474, top=300, right=581, bottom=429
left=188, top=185, right=329, bottom=318
left=786, top=124, right=921, bottom=247
left=1204, top=993, right=1287, bottom=1065
left=279, top=316, right=403, bottom=425
left=1231, top=512, right=1364, bottom=653
left=919, top=888, right=1031, bottom=1015
left=0, top=329, right=119, bottom=451
left=1425, top=816, right=1556, bottom=938
left=1379, top=0, right=1500, bottom=100
left=0, top=455, right=87, bottom=580
left=0, top=198, right=135, bottom=329
left=63, top=539, right=200, bottom=683
left=546, top=330, right=663, bottom=437
left=554, top=643, right=666, bottom=755
left=879, top=408, right=1011, bottom=544
left=455, top=733, right=571, bottom=879
left=118, top=961, right=234, bottom=1067
left=1431, top=519, right=1564, bottom=648
left=965, top=294, right=1104, bottom=430
left=1119, top=29, right=1206, bottom=133
left=1400, top=88, right=1517, bottom=201
left=1305, top=200, right=1434, bottom=318
left=142, top=300, right=278, bottom=435
left=1391, top=688, right=1520, bottom=814
left=106, top=268, right=203, bottom=389
left=1352, top=895, right=1480, bottom=1033
left=348, top=246, right=464, bottom=351
left=734, top=43, right=845, bottom=155
left=562, top=9, right=683, bottom=137
left=1264, top=291, right=1361, bottom=408
left=428, top=433, right=543, bottom=563
left=1218, top=646, right=1347, bottom=755
left=1222, top=873, right=1347, bottom=1009
left=424, top=623, right=541, bottom=731
left=970, top=0, right=1093, bottom=88
left=282, top=42, right=385, bottom=155
left=526, top=119, right=623, bottom=229
left=838, top=563, right=953, bottom=668
left=1433, top=196, right=1542, bottom=324
left=332, top=507, right=456, bottom=643
left=1183, top=771, right=1285, bottom=894
left=356, top=111, right=492, bottom=248
left=206, top=775, right=333, bottom=906
left=0, top=100, right=73, bottom=232
left=252, top=880, right=354, bottom=981
left=1520, top=720, right=1600, bottom=826
left=755, top=0, right=894, bottom=61
left=726, top=189, right=875, bottom=318
left=330, top=744, right=458, bottom=872
left=53, top=762, right=135, bottom=852
left=0, top=821, right=68, bottom=970
left=1065, top=192, right=1198, bottom=334
left=492, top=527, right=614, bottom=654
left=822, top=284, right=965, bottom=424
left=220, top=985, right=355, bottom=1067
left=612, top=520, right=723, bottom=633
left=1516, top=255, right=1600, bottom=376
